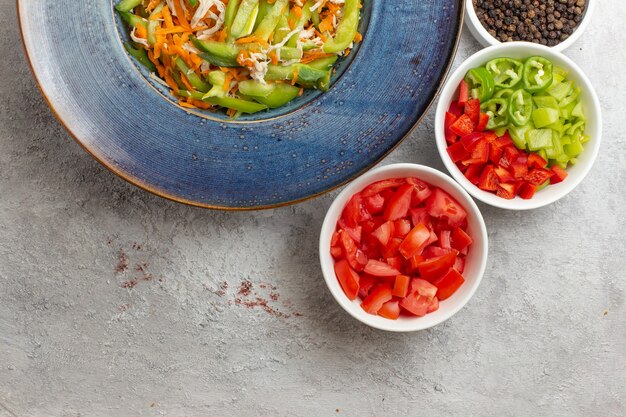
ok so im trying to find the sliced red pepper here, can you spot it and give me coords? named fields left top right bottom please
left=524, top=168, right=554, bottom=186
left=433, top=268, right=465, bottom=301
left=460, top=132, right=484, bottom=151
left=447, top=140, right=470, bottom=163
left=550, top=165, right=568, bottom=184
left=518, top=182, right=537, bottom=199
left=461, top=138, right=489, bottom=166
left=464, top=163, right=484, bottom=185
left=494, top=165, right=515, bottom=183
left=496, top=182, right=518, bottom=200
left=449, top=114, right=475, bottom=137
left=448, top=100, right=463, bottom=117
left=464, top=98, right=481, bottom=125
left=499, top=145, right=519, bottom=169
left=478, top=165, right=499, bottom=191
left=510, top=156, right=529, bottom=179
left=476, top=112, right=490, bottom=131
left=383, top=184, right=414, bottom=221
left=458, top=80, right=469, bottom=106
left=527, top=153, right=548, bottom=169
left=444, top=112, right=459, bottom=144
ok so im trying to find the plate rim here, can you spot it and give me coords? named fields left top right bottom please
left=17, top=0, right=466, bottom=211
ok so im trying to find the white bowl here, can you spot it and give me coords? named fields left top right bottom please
left=435, top=42, right=601, bottom=210
left=319, top=163, right=488, bottom=332
left=465, top=0, right=596, bottom=52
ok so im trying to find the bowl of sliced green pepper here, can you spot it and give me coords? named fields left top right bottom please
left=435, top=42, right=601, bottom=210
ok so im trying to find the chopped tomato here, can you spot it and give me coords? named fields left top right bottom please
left=550, top=165, right=568, bottom=184
left=379, top=237, right=403, bottom=258
left=364, top=259, right=401, bottom=277
left=330, top=246, right=342, bottom=259
left=383, top=184, right=414, bottom=221
left=361, top=178, right=406, bottom=197
left=333, top=260, right=360, bottom=301
left=393, top=219, right=412, bottom=238
left=392, top=274, right=410, bottom=298
left=433, top=268, right=465, bottom=301
left=378, top=299, right=401, bottom=319
left=361, top=285, right=393, bottom=314
left=410, top=278, right=438, bottom=299
left=371, top=221, right=392, bottom=246
left=417, top=252, right=457, bottom=282
left=426, top=189, right=467, bottom=228
left=398, top=223, right=431, bottom=259
left=450, top=227, right=473, bottom=252
left=364, top=194, right=385, bottom=214
left=358, top=274, right=378, bottom=299
left=339, top=230, right=366, bottom=271
left=400, top=293, right=431, bottom=317
left=332, top=176, right=471, bottom=320
left=427, top=297, right=440, bottom=313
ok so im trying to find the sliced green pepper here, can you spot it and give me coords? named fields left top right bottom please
left=480, top=98, right=508, bottom=130
left=323, top=0, right=360, bottom=53
left=532, top=108, right=560, bottom=128
left=494, top=88, right=514, bottom=99
left=485, top=58, right=523, bottom=89
left=547, top=80, right=573, bottom=101
left=238, top=80, right=275, bottom=97
left=523, top=56, right=553, bottom=92
left=525, top=129, right=553, bottom=151
left=508, top=123, right=533, bottom=150
left=508, top=89, right=533, bottom=126
left=118, top=11, right=147, bottom=29
left=124, top=42, right=156, bottom=72
left=464, top=67, right=495, bottom=102
left=265, top=63, right=328, bottom=86
left=225, top=0, right=242, bottom=34
left=306, top=55, right=338, bottom=71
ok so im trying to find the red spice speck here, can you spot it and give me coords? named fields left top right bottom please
left=235, top=297, right=289, bottom=318
left=269, top=292, right=279, bottom=301
left=238, top=280, right=253, bottom=296
left=121, top=279, right=138, bottom=289
left=132, top=242, right=143, bottom=250
left=115, top=250, right=129, bottom=273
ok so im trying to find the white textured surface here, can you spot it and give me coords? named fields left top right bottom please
left=1, top=0, right=625, bottom=415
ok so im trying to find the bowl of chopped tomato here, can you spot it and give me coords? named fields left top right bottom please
left=435, top=42, right=601, bottom=210
left=319, top=163, right=488, bottom=332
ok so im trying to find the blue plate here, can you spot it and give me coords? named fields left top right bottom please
left=18, top=1, right=463, bottom=209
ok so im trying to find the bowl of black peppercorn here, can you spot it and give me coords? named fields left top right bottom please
left=465, top=0, right=595, bottom=52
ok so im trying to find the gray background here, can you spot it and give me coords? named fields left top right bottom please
left=1, top=0, right=624, bottom=415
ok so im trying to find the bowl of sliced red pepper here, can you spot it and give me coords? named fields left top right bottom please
left=435, top=42, right=601, bottom=210
left=319, top=163, right=488, bottom=332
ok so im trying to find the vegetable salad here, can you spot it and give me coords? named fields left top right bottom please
left=116, top=0, right=363, bottom=117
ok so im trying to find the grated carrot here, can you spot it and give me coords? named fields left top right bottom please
left=269, top=51, right=278, bottom=65
left=319, top=16, right=334, bottom=33
left=190, top=98, right=212, bottom=109
left=155, top=26, right=192, bottom=35
left=354, top=31, right=363, bottom=42
left=301, top=52, right=334, bottom=64
left=164, top=72, right=180, bottom=93
left=179, top=73, right=195, bottom=91
left=135, top=24, right=148, bottom=39
left=174, top=0, right=191, bottom=29
left=223, top=73, right=233, bottom=91
left=162, top=5, right=174, bottom=28
left=235, top=36, right=270, bottom=48
left=291, top=66, right=299, bottom=85
left=292, top=6, right=303, bottom=19
left=179, top=99, right=196, bottom=109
